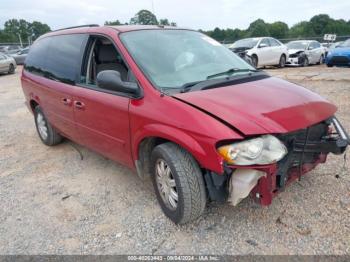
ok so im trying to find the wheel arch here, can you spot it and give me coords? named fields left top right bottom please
left=133, top=124, right=223, bottom=178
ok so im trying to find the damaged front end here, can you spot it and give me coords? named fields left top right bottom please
left=206, top=117, right=349, bottom=206
left=287, top=50, right=308, bottom=66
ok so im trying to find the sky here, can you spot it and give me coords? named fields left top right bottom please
left=0, top=0, right=349, bottom=30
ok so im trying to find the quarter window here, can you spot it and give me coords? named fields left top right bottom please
left=25, top=34, right=87, bottom=84
left=24, top=37, right=51, bottom=75
left=46, top=34, right=87, bottom=84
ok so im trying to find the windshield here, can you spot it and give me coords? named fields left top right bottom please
left=339, top=39, right=350, bottom=47
left=120, top=30, right=254, bottom=89
left=231, top=38, right=259, bottom=49
left=287, top=41, right=308, bottom=49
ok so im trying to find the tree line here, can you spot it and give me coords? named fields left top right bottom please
left=0, top=19, right=50, bottom=44
left=201, top=14, right=350, bottom=43
left=1, top=11, right=349, bottom=44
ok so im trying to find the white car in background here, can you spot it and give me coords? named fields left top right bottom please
left=287, top=40, right=325, bottom=66
left=230, top=37, right=288, bottom=68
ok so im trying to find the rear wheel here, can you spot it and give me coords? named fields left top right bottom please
left=34, top=106, right=62, bottom=146
left=8, top=64, right=15, bottom=74
left=327, top=64, right=333, bottom=67
left=278, top=55, right=286, bottom=68
left=151, top=143, right=206, bottom=224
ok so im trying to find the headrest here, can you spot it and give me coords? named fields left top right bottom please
left=98, top=44, right=118, bottom=62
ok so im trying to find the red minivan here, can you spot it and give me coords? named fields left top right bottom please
left=21, top=25, right=349, bottom=224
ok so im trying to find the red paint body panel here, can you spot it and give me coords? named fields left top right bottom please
left=174, top=77, right=337, bottom=135
left=20, top=26, right=342, bottom=207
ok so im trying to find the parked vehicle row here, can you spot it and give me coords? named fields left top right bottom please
left=21, top=25, right=349, bottom=224
left=228, top=36, right=350, bottom=68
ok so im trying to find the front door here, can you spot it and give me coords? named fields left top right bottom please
left=73, top=35, right=133, bottom=167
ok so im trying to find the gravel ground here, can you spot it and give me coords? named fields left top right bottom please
left=0, top=65, right=349, bottom=255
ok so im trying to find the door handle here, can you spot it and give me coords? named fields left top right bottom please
left=74, top=101, right=85, bottom=110
left=62, top=98, right=72, bottom=106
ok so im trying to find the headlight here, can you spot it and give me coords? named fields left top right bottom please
left=217, top=135, right=287, bottom=165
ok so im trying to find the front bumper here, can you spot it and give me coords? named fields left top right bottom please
left=286, top=56, right=301, bottom=66
left=326, top=55, right=350, bottom=66
left=226, top=117, right=349, bottom=206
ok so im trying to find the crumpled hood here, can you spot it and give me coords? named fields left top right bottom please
left=173, top=77, right=337, bottom=135
left=288, top=48, right=305, bottom=55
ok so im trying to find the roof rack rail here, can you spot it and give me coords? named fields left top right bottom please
left=52, top=24, right=99, bottom=32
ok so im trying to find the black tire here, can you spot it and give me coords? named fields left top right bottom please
left=251, top=55, right=258, bottom=68
left=34, top=106, right=62, bottom=146
left=327, top=64, right=333, bottom=67
left=278, top=55, right=286, bottom=68
left=302, top=57, right=309, bottom=67
left=8, top=64, right=15, bottom=74
left=317, top=55, right=324, bottom=65
left=151, top=143, right=206, bottom=224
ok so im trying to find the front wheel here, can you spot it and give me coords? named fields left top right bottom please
left=151, top=143, right=207, bottom=224
left=278, top=55, right=286, bottom=68
left=34, top=106, right=63, bottom=146
left=302, top=57, right=309, bottom=67
left=251, top=55, right=258, bottom=68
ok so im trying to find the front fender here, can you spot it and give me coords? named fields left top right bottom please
left=132, top=123, right=225, bottom=174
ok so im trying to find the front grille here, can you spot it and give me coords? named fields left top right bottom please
left=330, top=56, right=350, bottom=65
left=288, top=54, right=298, bottom=58
left=276, top=121, right=329, bottom=187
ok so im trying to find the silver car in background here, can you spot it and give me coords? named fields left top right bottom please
left=0, top=53, right=17, bottom=74
left=230, top=37, right=288, bottom=68
left=10, top=47, right=29, bottom=65
left=287, top=40, right=325, bottom=66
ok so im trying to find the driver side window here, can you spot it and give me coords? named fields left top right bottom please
left=80, top=36, right=135, bottom=88
left=260, top=38, right=270, bottom=47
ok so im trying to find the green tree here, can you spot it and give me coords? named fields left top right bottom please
left=29, top=21, right=51, bottom=40
left=309, top=14, right=332, bottom=36
left=104, top=20, right=124, bottom=26
left=247, top=19, right=270, bottom=37
left=2, top=19, right=50, bottom=43
left=130, top=9, right=158, bottom=25
left=268, top=21, right=289, bottom=39
left=4, top=19, right=31, bottom=44
left=159, top=19, right=170, bottom=26
left=289, top=21, right=314, bottom=38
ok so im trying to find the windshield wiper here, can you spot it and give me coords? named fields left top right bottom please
left=206, top=68, right=258, bottom=80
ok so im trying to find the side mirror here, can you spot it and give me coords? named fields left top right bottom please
left=308, top=46, right=314, bottom=50
left=259, top=43, right=268, bottom=48
left=97, top=70, right=140, bottom=97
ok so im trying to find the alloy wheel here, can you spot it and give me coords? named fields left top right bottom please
left=36, top=112, right=48, bottom=140
left=155, top=159, right=178, bottom=210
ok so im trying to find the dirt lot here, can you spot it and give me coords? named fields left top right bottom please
left=0, top=65, right=349, bottom=255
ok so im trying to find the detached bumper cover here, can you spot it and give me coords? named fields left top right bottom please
left=227, top=117, right=349, bottom=206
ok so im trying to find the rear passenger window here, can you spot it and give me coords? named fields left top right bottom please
left=24, top=37, right=51, bottom=75
left=46, top=34, right=87, bottom=84
left=269, top=38, right=281, bottom=46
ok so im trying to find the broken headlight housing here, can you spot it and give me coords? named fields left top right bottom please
left=217, top=135, right=287, bottom=165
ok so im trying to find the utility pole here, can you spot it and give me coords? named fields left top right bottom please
left=17, top=33, right=23, bottom=48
